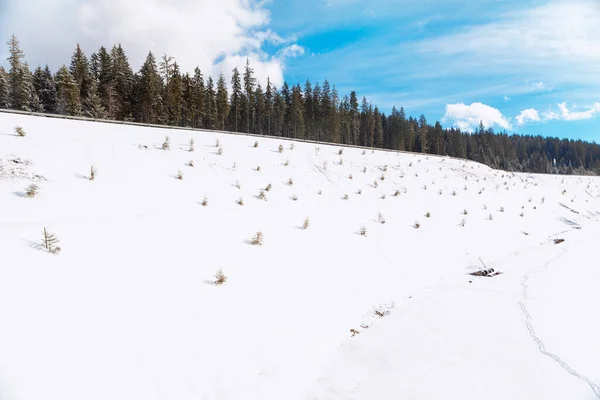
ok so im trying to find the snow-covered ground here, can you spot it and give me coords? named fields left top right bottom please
left=1, top=113, right=599, bottom=400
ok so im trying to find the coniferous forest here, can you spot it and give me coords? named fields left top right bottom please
left=2, top=35, right=600, bottom=175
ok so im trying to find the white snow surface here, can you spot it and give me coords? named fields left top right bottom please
left=1, top=114, right=600, bottom=400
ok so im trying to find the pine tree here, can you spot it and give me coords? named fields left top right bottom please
left=110, top=44, right=134, bottom=120
left=290, top=84, right=305, bottom=139
left=374, top=107, right=384, bottom=148
left=69, top=44, right=93, bottom=112
left=229, top=67, right=242, bottom=132
left=204, top=76, right=217, bottom=129
left=33, top=65, right=58, bottom=113
left=254, top=83, right=265, bottom=135
left=264, top=78, right=273, bottom=136
left=95, top=46, right=115, bottom=115
left=349, top=91, right=359, bottom=145
left=0, top=66, right=8, bottom=108
left=55, top=65, right=81, bottom=116
left=214, top=73, right=228, bottom=131
left=165, top=62, right=182, bottom=125
left=159, top=54, right=174, bottom=86
left=137, top=52, right=163, bottom=124
left=85, top=79, right=107, bottom=119
left=6, top=35, right=32, bottom=111
left=192, top=67, right=205, bottom=128
left=243, top=58, right=256, bottom=133
left=418, top=114, right=428, bottom=153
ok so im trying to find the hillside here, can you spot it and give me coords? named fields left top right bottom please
left=1, top=113, right=599, bottom=400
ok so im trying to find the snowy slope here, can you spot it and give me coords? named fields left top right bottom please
left=1, top=113, right=599, bottom=400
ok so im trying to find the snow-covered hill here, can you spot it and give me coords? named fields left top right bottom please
left=1, top=113, right=599, bottom=400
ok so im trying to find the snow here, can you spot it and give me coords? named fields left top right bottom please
left=1, top=113, right=599, bottom=400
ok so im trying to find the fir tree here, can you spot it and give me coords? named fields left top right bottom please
left=6, top=35, right=32, bottom=110
left=229, top=67, right=242, bottom=132
left=216, top=73, right=229, bottom=130
left=243, top=58, right=256, bottom=133
left=55, top=65, right=81, bottom=116
left=204, top=76, right=217, bottom=129
left=33, top=65, right=58, bottom=113
left=137, top=52, right=163, bottom=124
left=110, top=44, right=134, bottom=120
left=165, top=62, right=182, bottom=125
left=69, top=44, right=93, bottom=111
left=264, top=77, right=273, bottom=136
left=192, top=67, right=205, bottom=128
left=0, top=66, right=8, bottom=108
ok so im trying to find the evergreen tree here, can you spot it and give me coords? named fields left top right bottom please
left=290, top=84, right=305, bottom=139
left=374, top=107, right=384, bottom=148
left=418, top=114, right=428, bottom=153
left=69, top=44, right=93, bottom=111
left=243, top=58, right=256, bottom=133
left=204, top=76, right=216, bottom=129
left=192, top=67, right=205, bottom=128
left=110, top=44, right=134, bottom=120
left=55, top=65, right=81, bottom=116
left=137, top=52, right=163, bottom=124
left=0, top=66, right=8, bottom=108
left=85, top=79, right=107, bottom=119
left=264, top=77, right=273, bottom=136
left=33, top=65, right=58, bottom=113
left=159, top=54, right=174, bottom=86
left=254, top=83, right=265, bottom=135
left=215, top=73, right=229, bottom=131
left=6, top=35, right=32, bottom=110
left=95, top=46, right=114, bottom=115
left=165, top=62, right=182, bottom=125
left=349, top=91, right=359, bottom=145
left=229, top=67, right=242, bottom=132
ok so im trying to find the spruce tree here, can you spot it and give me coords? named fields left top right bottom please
left=214, top=73, right=228, bottom=131
left=33, top=65, right=58, bottom=113
left=85, top=79, right=107, bottom=119
left=374, top=107, right=384, bottom=148
left=165, top=62, right=182, bottom=125
left=95, top=46, right=114, bottom=114
left=264, top=77, right=273, bottom=136
left=204, top=76, right=217, bottom=129
left=243, top=58, right=256, bottom=133
left=55, top=65, right=81, bottom=116
left=229, top=67, right=242, bottom=132
left=0, top=66, right=8, bottom=108
left=137, top=52, right=163, bottom=124
left=290, top=84, right=305, bottom=139
left=69, top=44, right=93, bottom=111
left=254, top=83, right=265, bottom=134
left=6, top=35, right=32, bottom=110
left=192, top=67, right=205, bottom=128
left=110, top=44, right=134, bottom=120
left=349, top=91, right=359, bottom=145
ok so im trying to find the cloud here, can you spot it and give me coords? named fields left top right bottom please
left=279, top=44, right=305, bottom=59
left=442, top=102, right=512, bottom=132
left=515, top=109, right=541, bottom=126
left=516, top=102, right=600, bottom=125
left=0, top=0, right=302, bottom=87
left=552, top=102, right=600, bottom=121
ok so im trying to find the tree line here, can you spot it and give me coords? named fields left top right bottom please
left=1, top=34, right=599, bottom=175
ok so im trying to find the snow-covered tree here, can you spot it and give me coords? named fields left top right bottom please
left=55, top=65, right=81, bottom=116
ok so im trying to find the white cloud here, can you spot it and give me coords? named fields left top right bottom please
left=554, top=102, right=600, bottom=121
left=442, top=102, right=512, bottom=132
left=516, top=102, right=600, bottom=125
left=515, top=109, right=541, bottom=126
left=418, top=1, right=600, bottom=89
left=279, top=44, right=305, bottom=59
left=503, top=95, right=510, bottom=101
left=0, top=0, right=301, bottom=87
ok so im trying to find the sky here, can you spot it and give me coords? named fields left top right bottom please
left=1, top=0, right=599, bottom=141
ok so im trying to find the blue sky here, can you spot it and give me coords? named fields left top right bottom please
left=265, top=0, right=600, bottom=141
left=1, top=0, right=599, bottom=141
